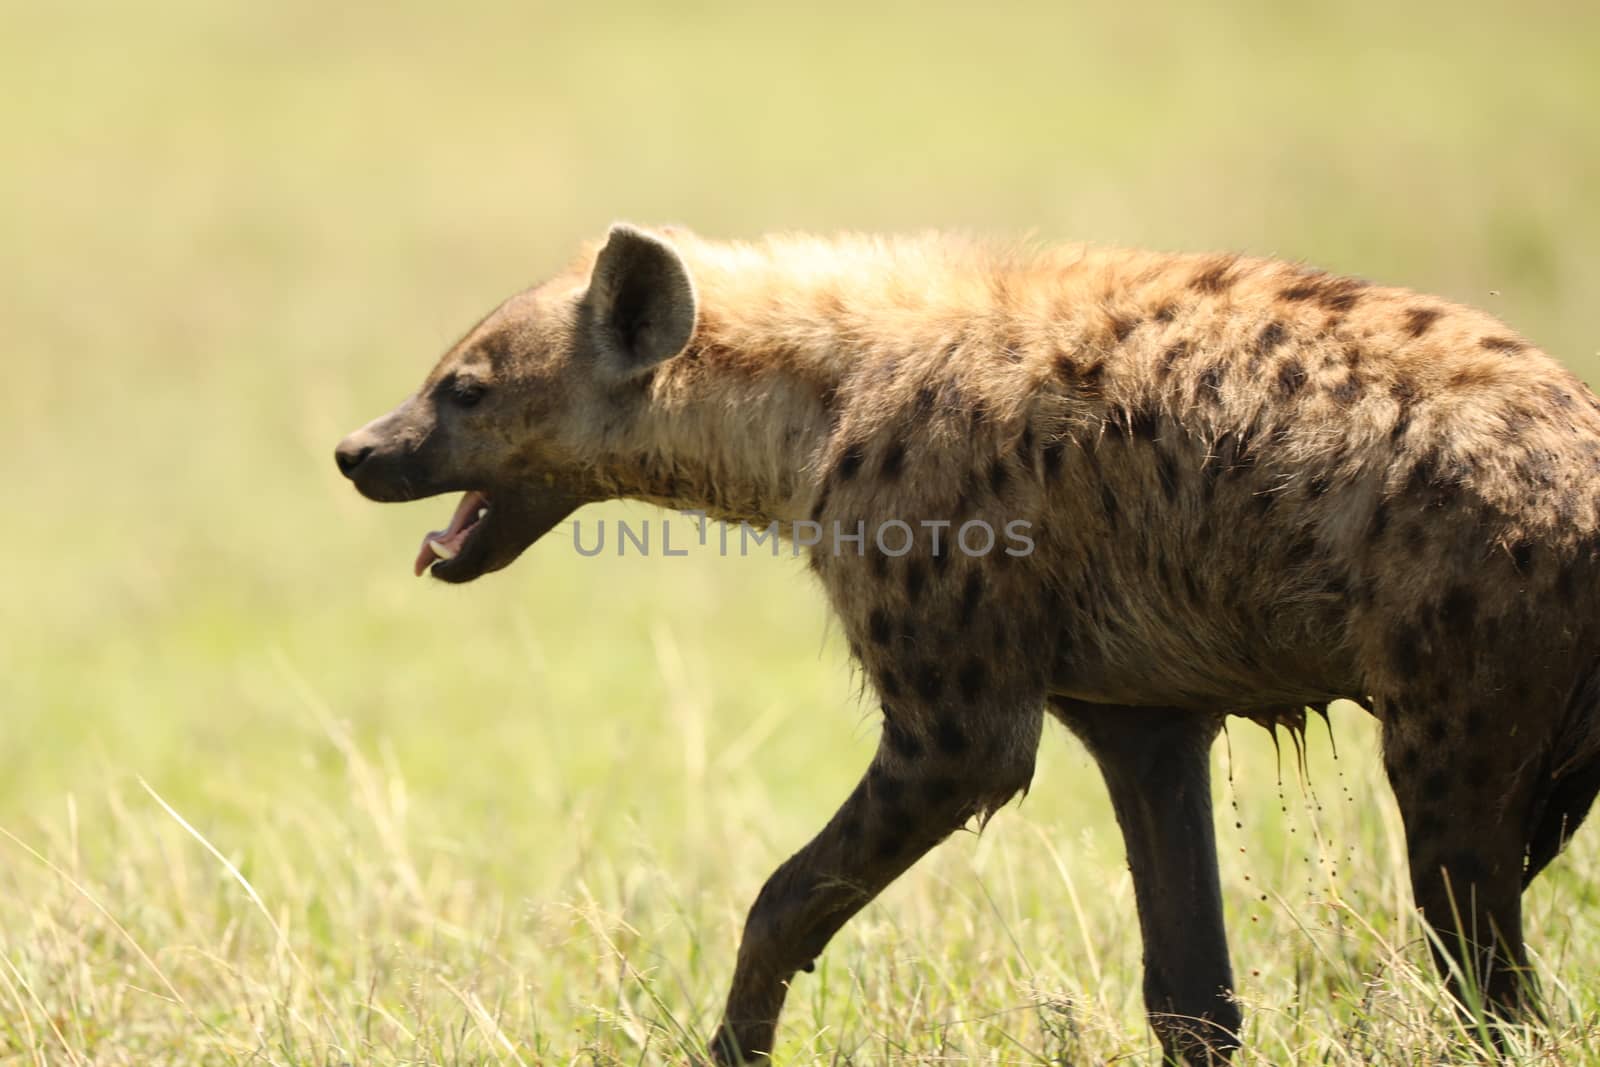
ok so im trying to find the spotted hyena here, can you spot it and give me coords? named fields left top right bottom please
left=336, top=224, right=1600, bottom=1064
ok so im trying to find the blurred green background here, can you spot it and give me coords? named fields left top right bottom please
left=4, top=2, right=1599, bottom=1063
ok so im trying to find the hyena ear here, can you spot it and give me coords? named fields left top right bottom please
left=583, top=223, right=697, bottom=376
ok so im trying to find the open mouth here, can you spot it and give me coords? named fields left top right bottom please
left=413, top=490, right=491, bottom=577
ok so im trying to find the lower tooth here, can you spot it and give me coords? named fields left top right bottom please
left=477, top=508, right=488, bottom=520
left=429, top=539, right=458, bottom=561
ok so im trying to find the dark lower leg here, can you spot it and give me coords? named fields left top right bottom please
left=1057, top=703, right=1240, bottom=1065
left=709, top=736, right=1035, bottom=1063
left=1383, top=717, right=1535, bottom=1023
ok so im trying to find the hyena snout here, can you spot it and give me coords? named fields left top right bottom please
left=333, top=437, right=372, bottom=477
left=334, top=405, right=438, bottom=503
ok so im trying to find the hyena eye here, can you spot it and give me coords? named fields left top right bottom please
left=446, top=378, right=487, bottom=409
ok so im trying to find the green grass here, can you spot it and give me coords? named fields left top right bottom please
left=4, top=1, right=1599, bottom=1062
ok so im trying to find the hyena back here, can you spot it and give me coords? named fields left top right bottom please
left=336, top=225, right=1600, bottom=1064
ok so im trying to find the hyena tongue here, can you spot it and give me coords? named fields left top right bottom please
left=413, top=491, right=488, bottom=577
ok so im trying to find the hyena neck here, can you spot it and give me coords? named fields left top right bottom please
left=604, top=311, right=842, bottom=529
left=598, top=238, right=934, bottom=528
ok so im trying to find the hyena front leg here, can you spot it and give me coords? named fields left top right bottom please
left=1053, top=701, right=1240, bottom=1065
left=708, top=689, right=1045, bottom=1063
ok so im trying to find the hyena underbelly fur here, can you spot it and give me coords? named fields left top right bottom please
left=337, top=224, right=1600, bottom=1064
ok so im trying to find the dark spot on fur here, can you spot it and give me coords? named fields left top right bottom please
left=1100, top=485, right=1120, bottom=529
left=817, top=382, right=840, bottom=417
left=1280, top=274, right=1367, bottom=312
left=1157, top=340, right=1191, bottom=382
left=1216, top=429, right=1255, bottom=475
left=1000, top=325, right=1025, bottom=362
left=952, top=484, right=973, bottom=520
left=1511, top=541, right=1534, bottom=574
left=1404, top=307, right=1443, bottom=338
left=870, top=764, right=908, bottom=806
left=1439, top=585, right=1477, bottom=640
left=1256, top=320, right=1289, bottom=357
left=1108, top=314, right=1139, bottom=343
left=880, top=669, right=902, bottom=698
left=1389, top=378, right=1417, bottom=440
left=869, top=609, right=892, bottom=645
left=1556, top=565, right=1578, bottom=604
left=1425, top=716, right=1449, bottom=745
left=1190, top=255, right=1239, bottom=294
left=959, top=572, right=984, bottom=628
left=1154, top=302, right=1177, bottom=323
left=1043, top=437, right=1065, bottom=477
left=1196, top=363, right=1224, bottom=403
left=1331, top=376, right=1364, bottom=405
left=1156, top=449, right=1179, bottom=502
left=1403, top=520, right=1427, bottom=556
left=905, top=559, right=927, bottom=602
left=836, top=443, right=864, bottom=481
left=1308, top=473, right=1332, bottom=497
left=1276, top=359, right=1307, bottom=398
left=1390, top=628, right=1422, bottom=676
left=1396, top=744, right=1421, bottom=773
left=990, top=615, right=1010, bottom=652
left=989, top=457, right=1009, bottom=494
left=880, top=441, right=905, bottom=480
left=809, top=482, right=830, bottom=523
left=840, top=809, right=863, bottom=841
left=1080, top=360, right=1106, bottom=396
left=875, top=808, right=916, bottom=859
left=1409, top=450, right=1466, bottom=509
left=957, top=659, right=987, bottom=701
left=935, top=714, right=969, bottom=755
left=914, top=663, right=943, bottom=701
left=1133, top=405, right=1161, bottom=441
left=882, top=710, right=923, bottom=760
left=1546, top=383, right=1577, bottom=411
left=1481, top=336, right=1527, bottom=355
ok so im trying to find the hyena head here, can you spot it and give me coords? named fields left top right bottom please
left=334, top=223, right=697, bottom=583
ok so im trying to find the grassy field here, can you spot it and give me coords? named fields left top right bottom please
left=4, top=2, right=1600, bottom=1063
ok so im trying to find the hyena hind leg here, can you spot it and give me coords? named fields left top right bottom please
left=1382, top=702, right=1538, bottom=1020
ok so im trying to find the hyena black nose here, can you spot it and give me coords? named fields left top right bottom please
left=334, top=438, right=373, bottom=478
